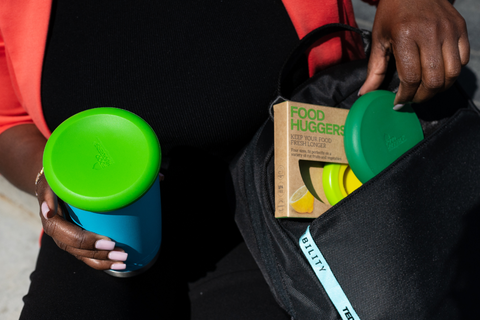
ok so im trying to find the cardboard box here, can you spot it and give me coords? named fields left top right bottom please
left=274, top=101, right=349, bottom=218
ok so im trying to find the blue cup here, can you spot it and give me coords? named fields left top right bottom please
left=65, top=176, right=161, bottom=276
left=43, top=108, right=162, bottom=277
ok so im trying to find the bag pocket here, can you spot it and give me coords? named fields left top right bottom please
left=296, top=105, right=480, bottom=319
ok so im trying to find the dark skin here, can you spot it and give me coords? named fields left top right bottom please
left=0, top=124, right=126, bottom=270
left=0, top=0, right=470, bottom=271
left=359, top=0, right=470, bottom=106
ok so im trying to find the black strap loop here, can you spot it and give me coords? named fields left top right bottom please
left=278, top=23, right=367, bottom=99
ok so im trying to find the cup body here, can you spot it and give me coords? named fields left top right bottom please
left=65, top=176, right=161, bottom=276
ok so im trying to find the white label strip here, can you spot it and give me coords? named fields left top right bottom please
left=299, top=226, right=361, bottom=320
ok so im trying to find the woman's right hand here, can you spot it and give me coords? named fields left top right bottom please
left=35, top=169, right=128, bottom=271
left=0, top=124, right=126, bottom=270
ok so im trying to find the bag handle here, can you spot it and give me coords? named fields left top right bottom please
left=277, top=23, right=369, bottom=100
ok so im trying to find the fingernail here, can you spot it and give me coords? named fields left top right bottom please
left=358, top=84, right=365, bottom=97
left=95, top=239, right=116, bottom=250
left=108, top=251, right=128, bottom=261
left=111, top=263, right=126, bottom=270
left=393, top=104, right=405, bottom=111
left=41, top=201, right=51, bottom=219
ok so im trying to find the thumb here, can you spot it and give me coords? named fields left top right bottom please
left=359, top=42, right=391, bottom=96
left=36, top=169, right=59, bottom=220
left=41, top=189, right=58, bottom=220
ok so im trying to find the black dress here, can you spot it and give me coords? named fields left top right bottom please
left=21, top=1, right=299, bottom=319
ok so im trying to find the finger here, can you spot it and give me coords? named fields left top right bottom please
left=392, top=40, right=422, bottom=106
left=54, top=239, right=128, bottom=261
left=42, top=212, right=114, bottom=251
left=359, top=41, right=391, bottom=96
left=411, top=44, right=445, bottom=103
left=35, top=173, right=58, bottom=220
left=76, top=256, right=127, bottom=271
left=457, top=20, right=470, bottom=67
left=78, top=248, right=128, bottom=271
left=458, top=40, right=470, bottom=67
left=36, top=169, right=127, bottom=271
left=36, top=169, right=114, bottom=251
left=442, top=39, right=462, bottom=91
left=41, top=197, right=124, bottom=270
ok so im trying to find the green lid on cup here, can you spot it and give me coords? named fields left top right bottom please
left=43, top=107, right=161, bottom=212
left=344, top=91, right=423, bottom=183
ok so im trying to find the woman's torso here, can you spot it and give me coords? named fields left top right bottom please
left=41, top=0, right=299, bottom=158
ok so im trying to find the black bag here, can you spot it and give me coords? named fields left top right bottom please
left=230, top=23, right=480, bottom=320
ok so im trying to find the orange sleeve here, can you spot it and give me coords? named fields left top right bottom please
left=0, top=31, right=34, bottom=136
left=282, top=0, right=366, bottom=76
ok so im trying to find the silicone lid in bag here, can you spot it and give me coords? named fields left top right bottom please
left=43, top=107, right=161, bottom=212
left=323, top=163, right=363, bottom=206
left=344, top=90, right=424, bottom=183
left=341, top=165, right=362, bottom=195
left=322, top=163, right=345, bottom=206
left=338, top=165, right=349, bottom=198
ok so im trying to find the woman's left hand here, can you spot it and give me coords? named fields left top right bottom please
left=358, top=0, right=470, bottom=108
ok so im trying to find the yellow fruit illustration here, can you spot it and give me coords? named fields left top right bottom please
left=289, top=185, right=314, bottom=213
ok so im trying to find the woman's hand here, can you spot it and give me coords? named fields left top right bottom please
left=35, top=170, right=128, bottom=271
left=358, top=0, right=470, bottom=108
left=0, top=124, right=127, bottom=270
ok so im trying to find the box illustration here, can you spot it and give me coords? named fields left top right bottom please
left=274, top=101, right=349, bottom=218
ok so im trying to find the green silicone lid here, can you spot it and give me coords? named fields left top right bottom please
left=344, top=90, right=423, bottom=183
left=322, top=163, right=345, bottom=206
left=43, top=107, right=161, bottom=212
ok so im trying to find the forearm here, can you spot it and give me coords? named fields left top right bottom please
left=0, top=124, right=46, bottom=196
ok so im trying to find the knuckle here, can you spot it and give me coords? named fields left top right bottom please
left=390, top=24, right=412, bottom=45
left=422, top=76, right=444, bottom=91
left=85, top=258, right=109, bottom=270
left=393, top=19, right=443, bottom=44
left=77, top=248, right=102, bottom=260
left=390, top=21, right=411, bottom=37
left=69, top=246, right=106, bottom=261
left=438, top=18, right=455, bottom=34
left=75, top=256, right=106, bottom=270
left=57, top=241, right=68, bottom=252
left=91, top=250, right=107, bottom=260
left=401, top=73, right=421, bottom=87
left=453, top=15, right=467, bottom=33
left=445, top=68, right=460, bottom=83
left=74, top=230, right=89, bottom=249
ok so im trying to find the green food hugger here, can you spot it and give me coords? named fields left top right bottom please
left=43, top=107, right=162, bottom=277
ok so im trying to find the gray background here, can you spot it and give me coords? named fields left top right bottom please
left=0, top=1, right=478, bottom=319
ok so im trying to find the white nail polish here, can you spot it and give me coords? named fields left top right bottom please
left=358, top=84, right=365, bottom=97
left=108, top=251, right=128, bottom=261
left=393, top=104, right=405, bottom=111
left=95, top=239, right=116, bottom=250
left=111, top=263, right=126, bottom=270
left=41, top=201, right=50, bottom=219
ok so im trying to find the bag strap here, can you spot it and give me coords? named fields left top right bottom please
left=270, top=23, right=370, bottom=114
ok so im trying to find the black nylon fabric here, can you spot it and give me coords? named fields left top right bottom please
left=230, top=24, right=480, bottom=319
